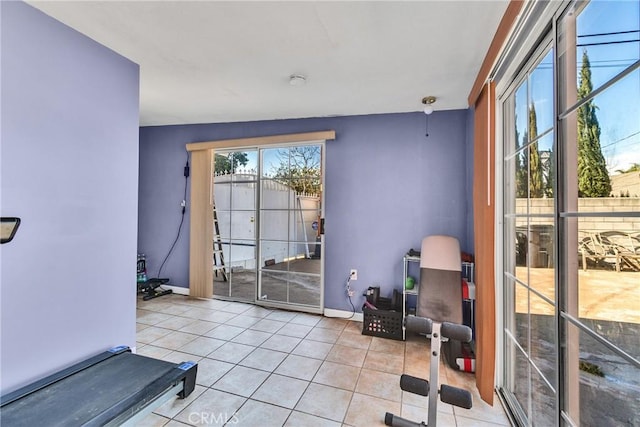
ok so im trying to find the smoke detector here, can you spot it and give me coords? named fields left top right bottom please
left=289, top=74, right=307, bottom=86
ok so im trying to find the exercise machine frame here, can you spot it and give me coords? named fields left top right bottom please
left=385, top=316, right=473, bottom=427
left=137, top=278, right=173, bottom=301
left=0, top=345, right=197, bottom=426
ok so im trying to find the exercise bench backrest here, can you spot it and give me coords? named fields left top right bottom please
left=417, top=235, right=463, bottom=324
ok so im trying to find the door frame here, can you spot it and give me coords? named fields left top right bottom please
left=185, top=131, right=335, bottom=301
left=256, top=142, right=326, bottom=314
left=211, top=147, right=260, bottom=302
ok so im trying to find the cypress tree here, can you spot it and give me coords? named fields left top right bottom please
left=528, top=103, right=544, bottom=198
left=515, top=118, right=528, bottom=198
left=516, top=151, right=528, bottom=198
left=544, top=149, right=555, bottom=198
left=577, top=51, right=611, bottom=197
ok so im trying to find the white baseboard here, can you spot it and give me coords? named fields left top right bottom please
left=153, top=285, right=360, bottom=321
left=162, top=284, right=190, bottom=296
left=323, top=308, right=362, bottom=322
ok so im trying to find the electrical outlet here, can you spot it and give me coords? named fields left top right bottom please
left=350, top=269, right=358, bottom=280
left=348, top=289, right=355, bottom=297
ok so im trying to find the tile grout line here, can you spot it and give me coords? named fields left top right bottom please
left=138, top=295, right=509, bottom=426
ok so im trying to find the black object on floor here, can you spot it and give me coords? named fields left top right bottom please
left=138, top=278, right=173, bottom=301
left=362, top=287, right=404, bottom=340
left=0, top=345, right=197, bottom=427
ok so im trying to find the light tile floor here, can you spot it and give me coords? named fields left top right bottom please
left=136, top=294, right=511, bottom=427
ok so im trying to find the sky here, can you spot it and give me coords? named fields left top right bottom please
left=514, top=0, right=640, bottom=174
left=217, top=145, right=322, bottom=178
left=580, top=0, right=640, bottom=173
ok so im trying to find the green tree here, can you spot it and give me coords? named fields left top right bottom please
left=577, top=51, right=611, bottom=197
left=272, top=146, right=321, bottom=195
left=516, top=148, right=528, bottom=198
left=543, top=149, right=555, bottom=198
left=528, top=104, right=544, bottom=198
left=514, top=117, right=528, bottom=198
left=214, top=152, right=249, bottom=174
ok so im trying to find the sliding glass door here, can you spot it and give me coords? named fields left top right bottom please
left=556, top=2, right=640, bottom=425
left=501, top=42, right=557, bottom=426
left=499, top=1, right=640, bottom=425
left=212, top=144, right=325, bottom=313
left=213, top=150, right=259, bottom=301
left=258, top=144, right=324, bottom=312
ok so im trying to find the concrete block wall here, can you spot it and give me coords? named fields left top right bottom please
left=515, top=198, right=640, bottom=233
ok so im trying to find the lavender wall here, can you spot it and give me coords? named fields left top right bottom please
left=1, top=2, right=139, bottom=393
left=139, top=110, right=472, bottom=312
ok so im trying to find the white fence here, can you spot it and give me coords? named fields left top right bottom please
left=213, top=173, right=320, bottom=270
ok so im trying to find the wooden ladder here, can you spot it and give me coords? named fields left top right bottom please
left=213, top=203, right=228, bottom=282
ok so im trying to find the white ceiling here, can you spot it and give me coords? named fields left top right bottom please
left=28, top=1, right=509, bottom=127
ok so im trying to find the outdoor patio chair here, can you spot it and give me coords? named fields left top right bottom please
left=600, top=231, right=640, bottom=271
left=579, top=232, right=621, bottom=272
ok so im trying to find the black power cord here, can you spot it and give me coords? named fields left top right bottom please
left=325, top=273, right=357, bottom=320
left=344, top=274, right=356, bottom=319
left=346, top=294, right=356, bottom=319
left=157, top=152, right=189, bottom=278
